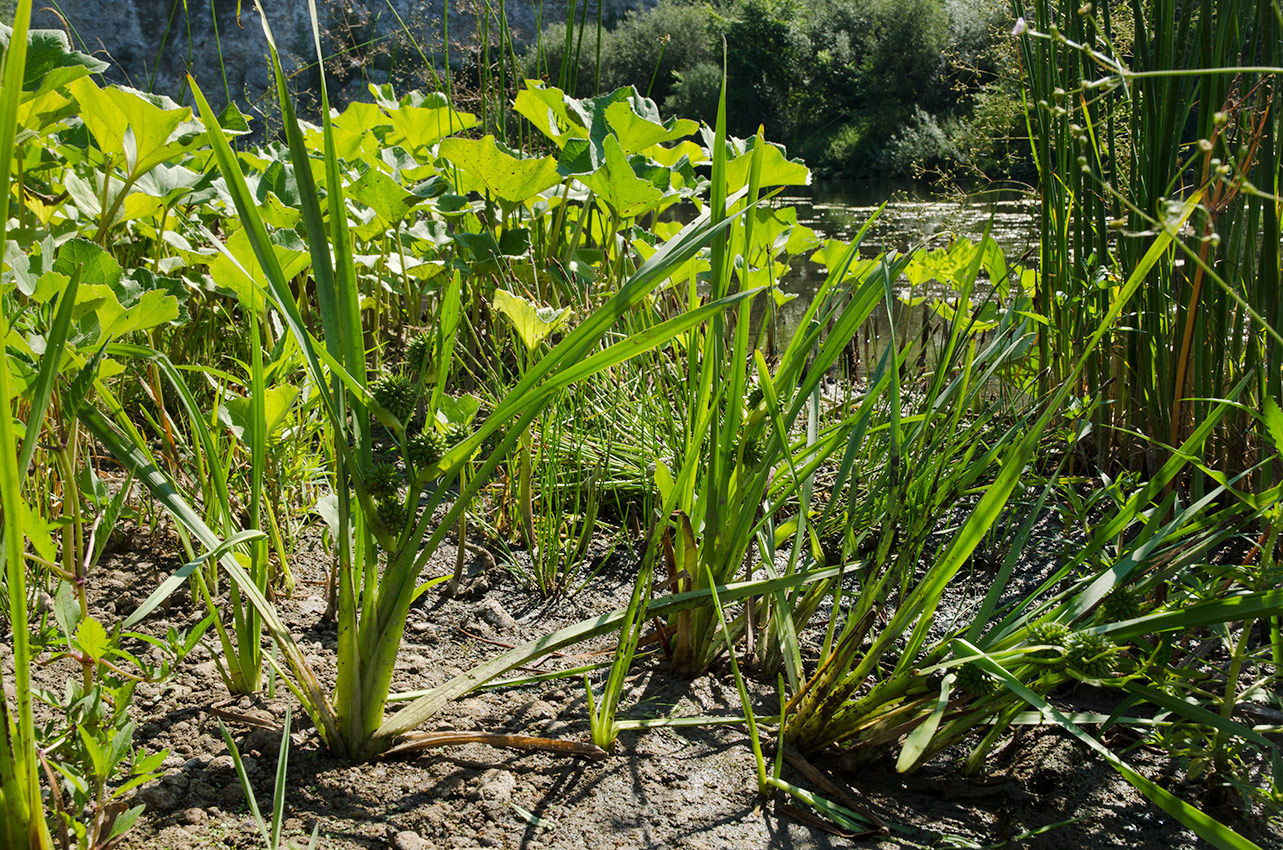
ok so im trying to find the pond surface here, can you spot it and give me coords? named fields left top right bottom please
left=774, top=179, right=1038, bottom=273
left=760, top=180, right=1040, bottom=374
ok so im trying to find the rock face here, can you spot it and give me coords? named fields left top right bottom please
left=35, top=0, right=651, bottom=114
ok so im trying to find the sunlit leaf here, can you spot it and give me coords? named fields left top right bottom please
left=583, top=135, right=664, bottom=219
left=438, top=135, right=560, bottom=204
left=493, top=288, right=570, bottom=352
left=605, top=98, right=698, bottom=154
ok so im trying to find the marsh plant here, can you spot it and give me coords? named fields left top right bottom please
left=1, top=0, right=1281, bottom=846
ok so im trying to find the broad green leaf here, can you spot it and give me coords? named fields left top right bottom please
left=435, top=393, right=482, bottom=427
left=810, top=239, right=878, bottom=280
left=132, top=160, right=207, bottom=202
left=53, top=238, right=121, bottom=288
left=68, top=78, right=205, bottom=176
left=14, top=87, right=72, bottom=132
left=492, top=288, right=570, bottom=352
left=386, top=100, right=477, bottom=153
left=20, top=499, right=56, bottom=564
left=348, top=166, right=424, bottom=224
left=725, top=137, right=809, bottom=192
left=219, top=383, right=301, bottom=442
left=643, top=139, right=708, bottom=167
left=74, top=283, right=180, bottom=341
left=208, top=227, right=312, bottom=311
left=513, top=80, right=590, bottom=148
left=583, top=135, right=664, bottom=220
left=605, top=98, right=698, bottom=154
left=327, top=100, right=389, bottom=162
left=438, top=135, right=560, bottom=204
left=1261, top=397, right=1283, bottom=456
left=0, top=24, right=107, bottom=95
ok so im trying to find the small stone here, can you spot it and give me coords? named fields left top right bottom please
left=297, top=596, right=328, bottom=617
left=179, top=807, right=207, bottom=825
left=161, top=772, right=189, bottom=788
left=189, top=779, right=218, bottom=800
left=137, top=783, right=182, bottom=812
left=474, top=768, right=514, bottom=807
left=524, top=700, right=557, bottom=721
left=208, top=755, right=234, bottom=774
left=242, top=728, right=281, bottom=756
left=401, top=654, right=429, bottom=673
left=218, top=784, right=245, bottom=807
left=390, top=829, right=436, bottom=850
left=191, top=661, right=218, bottom=680
left=475, top=599, right=516, bottom=632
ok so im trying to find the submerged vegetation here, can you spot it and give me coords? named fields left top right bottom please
left=0, top=0, right=1281, bottom=847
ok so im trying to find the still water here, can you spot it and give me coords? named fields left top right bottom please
left=761, top=180, right=1040, bottom=369
left=773, top=179, right=1038, bottom=272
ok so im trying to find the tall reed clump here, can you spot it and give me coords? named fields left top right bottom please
left=1013, top=0, right=1281, bottom=488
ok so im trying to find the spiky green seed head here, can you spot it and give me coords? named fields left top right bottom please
left=1026, top=621, right=1071, bottom=661
left=372, top=374, right=417, bottom=424
left=405, top=331, right=433, bottom=376
left=1101, top=587, right=1142, bottom=622
left=446, top=421, right=470, bottom=447
left=955, top=660, right=1000, bottom=697
left=366, top=461, right=401, bottom=498
left=407, top=428, right=447, bottom=470
left=739, top=435, right=764, bottom=466
left=1065, top=630, right=1117, bottom=679
left=376, top=498, right=406, bottom=533
left=746, top=385, right=764, bottom=409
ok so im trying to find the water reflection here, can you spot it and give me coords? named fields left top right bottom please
left=772, top=179, right=1038, bottom=259
left=759, top=180, right=1039, bottom=373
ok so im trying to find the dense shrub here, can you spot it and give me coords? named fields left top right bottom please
left=521, top=0, right=1030, bottom=179
left=525, top=0, right=716, bottom=101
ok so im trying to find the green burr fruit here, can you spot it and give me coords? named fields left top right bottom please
left=446, top=421, right=470, bottom=447
left=405, top=331, right=433, bottom=375
left=366, top=461, right=401, bottom=498
left=1101, top=587, right=1142, bottom=622
left=408, top=428, right=447, bottom=470
left=739, top=435, right=764, bottom=466
left=372, top=374, right=417, bottom=424
left=376, top=498, right=406, bottom=533
left=1065, top=630, right=1116, bottom=679
left=1026, top=621, right=1071, bottom=661
left=955, top=660, right=1000, bottom=697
